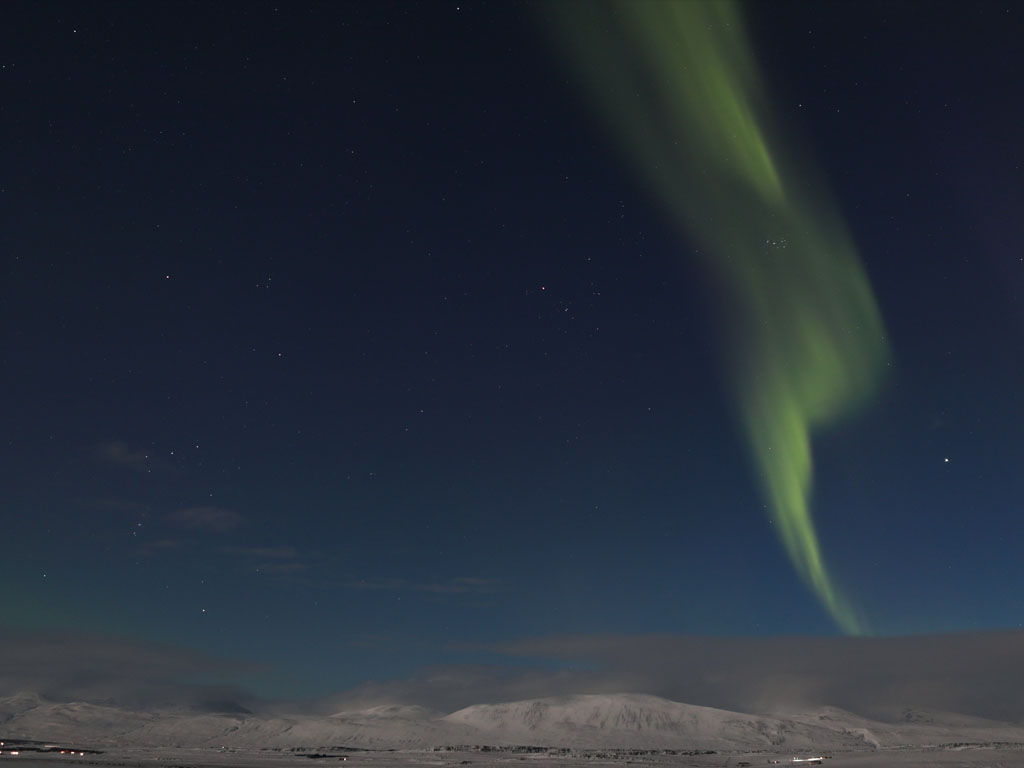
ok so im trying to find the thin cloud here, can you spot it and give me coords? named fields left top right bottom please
left=314, top=664, right=592, bottom=715
left=7, top=629, right=1024, bottom=723
left=136, top=538, right=180, bottom=556
left=347, top=577, right=407, bottom=591
left=92, top=441, right=170, bottom=473
left=317, top=631, right=1024, bottom=722
left=169, top=506, right=243, bottom=532
left=220, top=545, right=309, bottom=578
left=414, top=577, right=506, bottom=595
left=255, top=561, right=308, bottom=576
left=0, top=631, right=259, bottom=711
left=347, top=576, right=506, bottom=595
left=89, top=497, right=151, bottom=514
left=222, top=545, right=298, bottom=559
left=497, top=632, right=1024, bottom=721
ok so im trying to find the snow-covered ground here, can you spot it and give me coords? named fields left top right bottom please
left=2, top=692, right=1023, bottom=762
left=3, top=744, right=1024, bottom=768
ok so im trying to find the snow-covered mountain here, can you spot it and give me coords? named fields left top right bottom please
left=2, top=692, right=1023, bottom=752
left=441, top=693, right=875, bottom=750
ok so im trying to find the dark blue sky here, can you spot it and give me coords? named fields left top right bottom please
left=3, top=1, right=1023, bottom=701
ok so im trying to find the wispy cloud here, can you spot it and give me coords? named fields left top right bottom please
left=221, top=545, right=298, bottom=559
left=0, top=631, right=258, bottom=710
left=316, top=631, right=1024, bottom=721
left=347, top=577, right=407, bottom=591
left=498, top=632, right=1024, bottom=721
left=136, top=538, right=180, bottom=556
left=92, top=441, right=170, bottom=473
left=168, top=506, right=243, bottom=532
left=255, top=561, right=308, bottom=576
left=7, top=629, right=1024, bottom=722
left=414, top=577, right=506, bottom=595
left=89, top=497, right=151, bottom=514
left=220, top=544, right=309, bottom=579
left=346, top=576, right=506, bottom=595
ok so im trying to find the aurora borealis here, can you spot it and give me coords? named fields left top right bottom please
left=3, top=0, right=1023, bottom=703
left=545, top=0, right=888, bottom=632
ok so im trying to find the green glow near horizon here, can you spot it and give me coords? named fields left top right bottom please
left=545, top=0, right=889, bottom=633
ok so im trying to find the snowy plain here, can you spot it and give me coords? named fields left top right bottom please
left=3, top=693, right=1024, bottom=767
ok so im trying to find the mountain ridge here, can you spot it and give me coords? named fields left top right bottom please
left=3, top=691, right=1023, bottom=752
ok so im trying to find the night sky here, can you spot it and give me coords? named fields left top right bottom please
left=3, top=1, right=1023, bottom=704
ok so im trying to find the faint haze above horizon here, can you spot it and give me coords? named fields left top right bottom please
left=3, top=630, right=1024, bottom=723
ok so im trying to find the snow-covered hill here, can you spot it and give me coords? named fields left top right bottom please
left=441, top=693, right=875, bottom=750
left=2, top=692, right=1023, bottom=752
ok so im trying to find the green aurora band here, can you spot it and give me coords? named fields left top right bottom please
left=544, top=0, right=889, bottom=633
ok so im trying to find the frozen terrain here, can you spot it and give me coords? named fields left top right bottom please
left=3, top=692, right=1024, bottom=767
